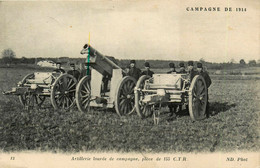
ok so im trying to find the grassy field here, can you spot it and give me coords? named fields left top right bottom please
left=0, top=66, right=259, bottom=153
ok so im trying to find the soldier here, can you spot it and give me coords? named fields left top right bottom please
left=197, top=62, right=212, bottom=116
left=53, top=62, right=65, bottom=73
left=141, top=62, right=154, bottom=77
left=167, top=63, right=176, bottom=74
left=187, top=61, right=197, bottom=82
left=122, top=65, right=130, bottom=77
left=167, top=63, right=178, bottom=119
left=175, top=62, right=187, bottom=113
left=67, top=63, right=80, bottom=81
left=128, top=60, right=141, bottom=80
left=178, top=62, right=187, bottom=74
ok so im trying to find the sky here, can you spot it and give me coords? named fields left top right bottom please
left=0, top=0, right=259, bottom=63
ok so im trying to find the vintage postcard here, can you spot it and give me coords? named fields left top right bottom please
left=0, top=0, right=259, bottom=168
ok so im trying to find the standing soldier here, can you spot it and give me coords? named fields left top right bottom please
left=141, top=62, right=154, bottom=77
left=176, top=62, right=186, bottom=113
left=53, top=62, right=65, bottom=73
left=128, top=60, right=141, bottom=81
left=67, top=63, right=80, bottom=81
left=122, top=65, right=130, bottom=77
left=197, top=62, right=212, bottom=116
left=178, top=62, right=187, bottom=74
left=167, top=62, right=178, bottom=119
left=167, top=63, right=176, bottom=74
left=187, top=61, right=197, bottom=82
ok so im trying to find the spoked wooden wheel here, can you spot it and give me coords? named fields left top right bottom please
left=75, top=76, right=91, bottom=113
left=135, top=75, right=153, bottom=118
left=19, top=73, right=34, bottom=106
left=18, top=73, right=45, bottom=107
left=51, top=74, right=77, bottom=110
left=20, top=93, right=46, bottom=107
left=188, top=75, right=207, bottom=121
left=115, top=76, right=136, bottom=116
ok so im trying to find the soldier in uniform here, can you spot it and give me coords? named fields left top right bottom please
left=178, top=62, right=187, bottom=74
left=67, top=63, right=80, bottom=81
left=141, top=62, right=154, bottom=77
left=167, top=63, right=178, bottom=119
left=187, top=61, right=197, bottom=82
left=128, top=60, right=141, bottom=80
left=167, top=63, right=176, bottom=74
left=182, top=61, right=197, bottom=112
left=175, top=62, right=187, bottom=113
left=197, top=62, right=212, bottom=116
left=53, top=62, right=65, bottom=73
left=123, top=65, right=130, bottom=77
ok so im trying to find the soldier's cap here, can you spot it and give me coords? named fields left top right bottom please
left=56, top=62, right=61, bottom=65
left=130, top=60, right=136, bottom=64
left=188, top=61, right=194, bottom=66
left=70, top=63, right=75, bottom=67
left=197, top=62, right=203, bottom=68
left=179, top=62, right=185, bottom=67
left=144, top=62, right=150, bottom=67
left=169, top=62, right=175, bottom=68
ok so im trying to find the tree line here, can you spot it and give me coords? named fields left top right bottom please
left=1, top=48, right=259, bottom=69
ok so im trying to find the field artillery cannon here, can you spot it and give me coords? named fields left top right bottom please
left=75, top=44, right=136, bottom=116
left=3, top=72, right=78, bottom=110
left=134, top=73, right=208, bottom=124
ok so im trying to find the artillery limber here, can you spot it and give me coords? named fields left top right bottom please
left=77, top=44, right=136, bottom=116
left=135, top=73, right=208, bottom=124
left=3, top=72, right=78, bottom=110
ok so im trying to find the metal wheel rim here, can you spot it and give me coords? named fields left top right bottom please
left=115, top=76, right=136, bottom=116
left=75, top=76, right=91, bottom=113
left=135, top=75, right=152, bottom=118
left=188, top=75, right=207, bottom=121
left=51, top=74, right=77, bottom=110
left=18, top=73, right=34, bottom=106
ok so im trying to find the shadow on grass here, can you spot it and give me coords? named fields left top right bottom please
left=172, top=102, right=236, bottom=118
left=209, top=102, right=236, bottom=116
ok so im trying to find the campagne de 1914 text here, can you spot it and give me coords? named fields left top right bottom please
left=186, top=7, right=246, bottom=12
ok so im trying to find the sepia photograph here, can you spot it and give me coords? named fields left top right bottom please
left=0, top=0, right=259, bottom=167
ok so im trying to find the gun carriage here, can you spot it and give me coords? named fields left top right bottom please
left=135, top=73, right=208, bottom=124
left=77, top=44, right=136, bottom=116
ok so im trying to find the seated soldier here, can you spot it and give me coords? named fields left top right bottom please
left=141, top=62, right=154, bottom=77
left=67, top=63, right=80, bottom=81
left=167, top=63, right=176, bottom=74
left=53, top=62, right=65, bottom=73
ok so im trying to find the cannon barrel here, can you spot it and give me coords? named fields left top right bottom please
left=81, top=44, right=121, bottom=76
